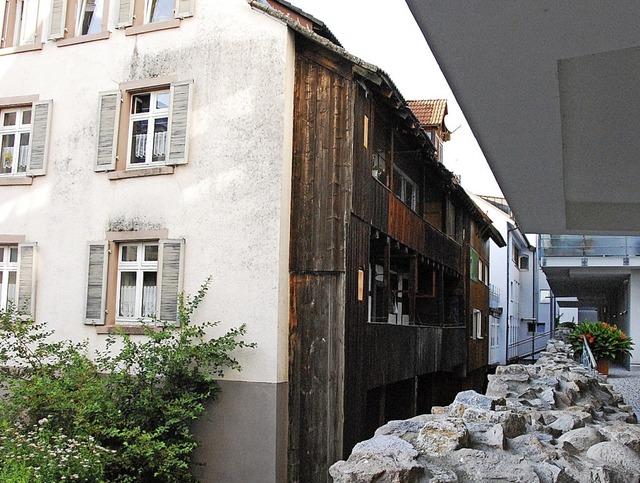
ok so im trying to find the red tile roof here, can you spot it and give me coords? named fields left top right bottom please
left=407, top=99, right=448, bottom=129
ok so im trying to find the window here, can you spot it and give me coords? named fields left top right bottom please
left=0, top=0, right=40, bottom=51
left=0, top=243, right=36, bottom=313
left=95, top=78, right=192, bottom=176
left=512, top=245, right=521, bottom=265
left=371, top=111, right=390, bottom=185
left=393, top=166, right=418, bottom=211
left=0, top=246, right=18, bottom=308
left=85, top=235, right=184, bottom=326
left=128, top=90, right=169, bottom=167
left=49, top=0, right=110, bottom=43
left=0, top=100, right=51, bottom=179
left=117, top=0, right=194, bottom=32
left=519, top=255, right=530, bottom=271
left=472, top=309, right=483, bottom=339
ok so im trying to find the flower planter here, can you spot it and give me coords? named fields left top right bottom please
left=596, top=359, right=609, bottom=376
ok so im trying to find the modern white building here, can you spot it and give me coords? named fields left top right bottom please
left=470, top=194, right=558, bottom=365
left=539, top=235, right=640, bottom=370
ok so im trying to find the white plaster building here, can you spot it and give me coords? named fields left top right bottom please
left=0, top=1, right=296, bottom=481
left=470, top=194, right=557, bottom=365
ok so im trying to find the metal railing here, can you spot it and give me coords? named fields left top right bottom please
left=539, top=234, right=640, bottom=258
left=580, top=337, right=598, bottom=376
left=507, top=330, right=553, bottom=362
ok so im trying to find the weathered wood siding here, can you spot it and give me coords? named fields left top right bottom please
left=290, top=50, right=352, bottom=273
left=289, top=273, right=345, bottom=482
left=288, top=44, right=353, bottom=483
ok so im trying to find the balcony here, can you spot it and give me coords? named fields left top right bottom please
left=540, top=235, right=640, bottom=258
left=365, top=323, right=467, bottom=388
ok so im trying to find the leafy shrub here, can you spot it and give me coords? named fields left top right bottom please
left=0, top=279, right=254, bottom=482
left=568, top=320, right=633, bottom=362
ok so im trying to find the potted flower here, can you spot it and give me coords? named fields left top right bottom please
left=568, top=321, right=633, bottom=375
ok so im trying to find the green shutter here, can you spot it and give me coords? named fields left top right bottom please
left=49, top=0, right=68, bottom=40
left=27, top=100, right=52, bottom=176
left=95, top=91, right=121, bottom=172
left=17, top=243, right=36, bottom=315
left=166, top=80, right=192, bottom=165
left=158, top=239, right=184, bottom=323
left=175, top=0, right=194, bottom=18
left=117, top=0, right=134, bottom=28
left=85, top=243, right=108, bottom=325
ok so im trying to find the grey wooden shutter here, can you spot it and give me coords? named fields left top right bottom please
left=49, top=0, right=68, bottom=40
left=27, top=100, right=52, bottom=176
left=17, top=243, right=36, bottom=315
left=85, top=242, right=108, bottom=325
left=157, top=239, right=184, bottom=323
left=175, top=0, right=194, bottom=19
left=117, top=0, right=134, bottom=28
left=166, top=80, right=192, bottom=166
left=95, top=91, right=121, bottom=172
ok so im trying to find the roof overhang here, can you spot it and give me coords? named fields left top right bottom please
left=406, top=1, right=640, bottom=235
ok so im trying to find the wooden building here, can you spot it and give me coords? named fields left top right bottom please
left=264, top=4, right=507, bottom=480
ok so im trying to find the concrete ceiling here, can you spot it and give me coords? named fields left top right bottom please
left=405, top=1, right=640, bottom=235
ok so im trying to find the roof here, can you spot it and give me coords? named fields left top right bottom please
left=407, top=99, right=449, bottom=131
left=248, top=0, right=502, bottom=244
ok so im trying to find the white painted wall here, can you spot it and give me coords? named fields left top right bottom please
left=470, top=194, right=555, bottom=364
left=0, top=1, right=294, bottom=384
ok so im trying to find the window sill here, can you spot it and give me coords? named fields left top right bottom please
left=108, top=166, right=175, bottom=180
left=55, top=31, right=110, bottom=47
left=0, top=43, right=43, bottom=56
left=0, top=176, right=33, bottom=186
left=95, top=325, right=164, bottom=335
left=125, top=19, right=180, bottom=36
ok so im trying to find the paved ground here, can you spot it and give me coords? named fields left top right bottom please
left=607, top=365, right=640, bottom=418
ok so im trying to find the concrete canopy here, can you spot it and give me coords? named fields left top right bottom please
left=406, top=1, right=640, bottom=235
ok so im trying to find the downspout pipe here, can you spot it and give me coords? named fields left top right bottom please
left=505, top=222, right=519, bottom=363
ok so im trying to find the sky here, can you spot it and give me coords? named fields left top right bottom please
left=292, top=0, right=503, bottom=197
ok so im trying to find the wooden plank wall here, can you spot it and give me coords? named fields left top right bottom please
left=289, top=52, right=352, bottom=273
left=288, top=46, right=353, bottom=483
left=289, top=274, right=345, bottom=482
left=342, top=214, right=371, bottom=457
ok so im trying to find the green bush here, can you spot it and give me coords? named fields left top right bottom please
left=0, top=279, right=254, bottom=482
left=568, top=320, right=633, bottom=362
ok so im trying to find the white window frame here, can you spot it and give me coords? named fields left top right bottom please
left=472, top=308, right=483, bottom=339
left=144, top=0, right=173, bottom=24
left=76, top=0, right=104, bottom=36
left=127, top=89, right=170, bottom=168
left=115, top=242, right=159, bottom=323
left=0, top=0, right=38, bottom=49
left=0, top=245, right=18, bottom=309
left=0, top=107, right=30, bottom=176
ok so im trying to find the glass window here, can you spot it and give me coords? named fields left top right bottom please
left=77, top=0, right=104, bottom=36
left=128, top=90, right=170, bottom=167
left=0, top=107, right=31, bottom=176
left=116, top=242, right=158, bottom=322
left=145, top=0, right=173, bottom=23
left=0, top=246, right=18, bottom=310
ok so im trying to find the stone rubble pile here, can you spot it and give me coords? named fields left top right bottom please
left=330, top=340, right=640, bottom=482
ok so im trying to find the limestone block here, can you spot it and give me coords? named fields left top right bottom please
left=415, top=417, right=469, bottom=456
left=462, top=407, right=526, bottom=438
left=328, top=435, right=427, bottom=483
left=556, top=427, right=604, bottom=452
left=586, top=441, right=640, bottom=472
